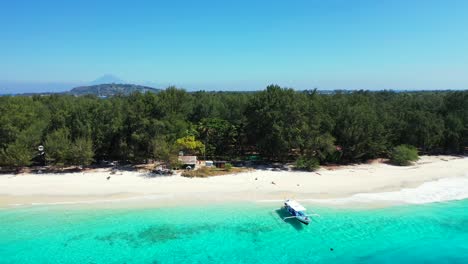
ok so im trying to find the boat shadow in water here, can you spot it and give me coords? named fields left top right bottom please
left=273, top=208, right=305, bottom=231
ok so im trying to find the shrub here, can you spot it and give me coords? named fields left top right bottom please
left=181, top=166, right=248, bottom=177
left=182, top=167, right=211, bottom=177
left=225, top=163, right=233, bottom=171
left=171, top=161, right=183, bottom=170
left=295, top=156, right=320, bottom=171
left=390, top=145, right=419, bottom=166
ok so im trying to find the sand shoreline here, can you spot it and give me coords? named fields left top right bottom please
left=1, top=155, right=467, bottom=209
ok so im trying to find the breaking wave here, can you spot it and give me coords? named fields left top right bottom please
left=308, top=174, right=468, bottom=205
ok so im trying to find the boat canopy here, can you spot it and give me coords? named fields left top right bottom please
left=285, top=200, right=306, bottom=211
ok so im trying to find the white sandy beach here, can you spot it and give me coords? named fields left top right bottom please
left=0, top=155, right=467, bottom=208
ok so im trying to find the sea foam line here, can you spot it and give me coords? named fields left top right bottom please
left=9, top=194, right=172, bottom=207
left=306, top=174, right=468, bottom=205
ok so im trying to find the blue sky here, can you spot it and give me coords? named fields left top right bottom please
left=1, top=0, right=468, bottom=91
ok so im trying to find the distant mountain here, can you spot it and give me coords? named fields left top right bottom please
left=68, top=83, right=160, bottom=96
left=90, top=74, right=125, bottom=85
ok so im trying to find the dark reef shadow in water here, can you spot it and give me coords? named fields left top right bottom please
left=94, top=223, right=219, bottom=247
left=274, top=208, right=305, bottom=231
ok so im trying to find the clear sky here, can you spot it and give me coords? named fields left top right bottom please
left=1, top=0, right=468, bottom=91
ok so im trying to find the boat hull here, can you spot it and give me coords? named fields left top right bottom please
left=283, top=205, right=311, bottom=225
left=297, top=217, right=310, bottom=225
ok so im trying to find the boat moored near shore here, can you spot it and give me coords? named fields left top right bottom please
left=283, top=199, right=319, bottom=225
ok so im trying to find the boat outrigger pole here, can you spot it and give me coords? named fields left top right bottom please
left=282, top=213, right=320, bottom=221
left=282, top=199, right=319, bottom=225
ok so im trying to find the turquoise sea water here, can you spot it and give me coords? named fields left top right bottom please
left=1, top=200, right=468, bottom=264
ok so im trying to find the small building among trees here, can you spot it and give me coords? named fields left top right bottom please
left=213, top=161, right=227, bottom=168
left=178, top=155, right=197, bottom=169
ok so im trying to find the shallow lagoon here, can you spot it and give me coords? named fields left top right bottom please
left=1, top=200, right=468, bottom=264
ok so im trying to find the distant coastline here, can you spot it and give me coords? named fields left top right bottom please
left=2, top=85, right=464, bottom=96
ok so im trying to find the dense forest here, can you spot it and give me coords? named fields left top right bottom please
left=0, top=85, right=466, bottom=168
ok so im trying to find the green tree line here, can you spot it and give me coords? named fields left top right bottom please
left=0, top=86, right=466, bottom=167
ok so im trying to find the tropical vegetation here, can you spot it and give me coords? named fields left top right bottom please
left=390, top=145, right=419, bottom=166
left=0, top=86, right=466, bottom=167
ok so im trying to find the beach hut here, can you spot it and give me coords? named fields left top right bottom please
left=178, top=155, right=197, bottom=169
left=213, top=161, right=226, bottom=168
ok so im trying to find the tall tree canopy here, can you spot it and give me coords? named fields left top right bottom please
left=0, top=87, right=466, bottom=167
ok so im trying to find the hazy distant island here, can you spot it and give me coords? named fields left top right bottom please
left=67, top=83, right=161, bottom=97
left=10, top=83, right=160, bottom=97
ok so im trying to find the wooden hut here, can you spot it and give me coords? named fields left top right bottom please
left=178, top=155, right=197, bottom=169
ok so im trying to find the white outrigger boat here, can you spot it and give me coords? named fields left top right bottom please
left=283, top=199, right=319, bottom=225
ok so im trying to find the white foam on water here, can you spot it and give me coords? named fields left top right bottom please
left=307, top=174, right=468, bottom=205
left=8, top=194, right=172, bottom=207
